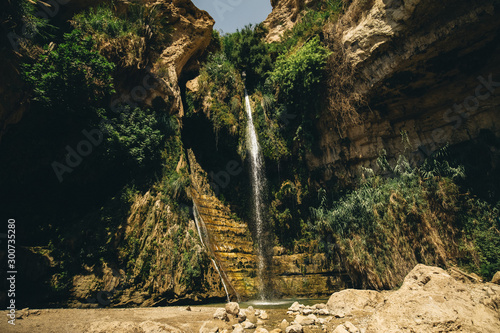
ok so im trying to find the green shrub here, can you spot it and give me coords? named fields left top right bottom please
left=22, top=29, right=115, bottom=117
left=71, top=4, right=173, bottom=65
left=269, top=0, right=343, bottom=55
left=222, top=23, right=272, bottom=90
left=310, top=150, right=500, bottom=287
left=194, top=52, right=245, bottom=142
left=72, top=6, right=130, bottom=38
left=102, top=106, right=164, bottom=170
left=269, top=36, right=331, bottom=112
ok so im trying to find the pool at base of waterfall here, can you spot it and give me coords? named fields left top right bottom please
left=200, top=298, right=329, bottom=309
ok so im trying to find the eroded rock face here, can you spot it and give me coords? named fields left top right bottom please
left=188, top=149, right=347, bottom=298
left=263, top=0, right=318, bottom=42
left=188, top=149, right=258, bottom=298
left=309, top=0, right=500, bottom=185
left=153, top=0, right=214, bottom=116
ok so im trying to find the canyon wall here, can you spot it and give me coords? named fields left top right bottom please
left=264, top=0, right=500, bottom=185
left=312, top=0, right=500, bottom=184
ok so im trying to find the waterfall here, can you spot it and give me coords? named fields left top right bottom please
left=210, top=258, right=230, bottom=303
left=193, top=204, right=231, bottom=302
left=244, top=89, right=270, bottom=300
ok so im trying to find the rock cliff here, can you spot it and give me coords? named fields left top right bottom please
left=264, top=0, right=315, bottom=42
left=310, top=0, right=500, bottom=185
left=0, top=0, right=214, bottom=140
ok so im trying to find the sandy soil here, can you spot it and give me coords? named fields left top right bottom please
left=1, top=306, right=218, bottom=333
left=1, top=306, right=346, bottom=333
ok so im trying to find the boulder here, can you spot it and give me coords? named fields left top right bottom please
left=15, top=308, right=29, bottom=319
left=344, top=321, right=359, bottom=333
left=237, top=310, right=246, bottom=323
left=288, top=302, right=301, bottom=312
left=332, top=325, right=349, bottom=333
left=241, top=320, right=256, bottom=329
left=301, top=308, right=313, bottom=315
left=199, top=322, right=219, bottom=333
left=367, top=265, right=500, bottom=332
left=313, top=303, right=327, bottom=310
left=269, top=330, right=282, bottom=333
left=280, top=319, right=289, bottom=331
left=245, top=308, right=257, bottom=323
left=225, top=302, right=240, bottom=316
left=285, top=324, right=303, bottom=333
left=232, top=324, right=244, bottom=333
left=259, top=310, right=269, bottom=320
left=294, top=314, right=315, bottom=326
left=327, top=289, right=384, bottom=317
left=317, top=308, right=329, bottom=316
left=255, top=328, right=269, bottom=333
left=213, top=308, right=228, bottom=321
left=491, top=271, right=500, bottom=285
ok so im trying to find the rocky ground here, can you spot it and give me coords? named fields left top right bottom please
left=2, top=265, right=499, bottom=333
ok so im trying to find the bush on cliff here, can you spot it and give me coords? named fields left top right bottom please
left=311, top=149, right=500, bottom=288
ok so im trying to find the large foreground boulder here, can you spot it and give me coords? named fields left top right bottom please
left=367, top=265, right=500, bottom=332
left=327, top=289, right=384, bottom=317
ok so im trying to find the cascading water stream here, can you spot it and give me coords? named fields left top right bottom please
left=210, top=258, right=230, bottom=303
left=193, top=204, right=231, bottom=302
left=244, top=89, right=270, bottom=300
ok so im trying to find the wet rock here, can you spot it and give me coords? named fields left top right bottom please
left=245, top=308, right=257, bottom=323
left=213, top=308, right=228, bottom=321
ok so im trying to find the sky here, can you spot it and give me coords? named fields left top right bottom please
left=191, top=0, right=273, bottom=34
